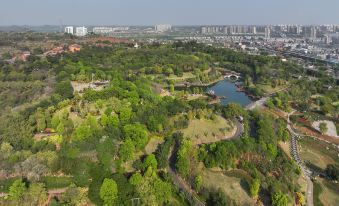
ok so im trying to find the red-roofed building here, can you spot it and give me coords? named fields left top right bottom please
left=69, top=44, right=81, bottom=52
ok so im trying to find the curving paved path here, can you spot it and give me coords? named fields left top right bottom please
left=287, top=111, right=314, bottom=206
left=246, top=97, right=268, bottom=110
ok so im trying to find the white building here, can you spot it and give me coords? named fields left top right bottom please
left=297, top=25, right=302, bottom=34
left=155, top=24, right=172, bottom=32
left=265, top=27, right=271, bottom=39
left=75, top=26, right=88, bottom=37
left=252, top=26, right=257, bottom=34
left=93, top=27, right=114, bottom=34
left=64, top=26, right=74, bottom=34
left=311, top=27, right=317, bottom=40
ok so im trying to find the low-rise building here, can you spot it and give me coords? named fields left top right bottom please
left=155, top=24, right=171, bottom=32
left=20, top=51, right=31, bottom=61
left=69, top=44, right=81, bottom=52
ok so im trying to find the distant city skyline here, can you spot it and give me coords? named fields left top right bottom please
left=1, top=0, right=339, bottom=26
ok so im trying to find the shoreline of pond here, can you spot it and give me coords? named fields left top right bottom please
left=174, top=78, right=256, bottom=107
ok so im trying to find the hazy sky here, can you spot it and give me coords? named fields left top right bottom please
left=1, top=0, right=339, bottom=25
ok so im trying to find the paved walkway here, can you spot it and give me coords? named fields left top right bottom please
left=287, top=111, right=314, bottom=206
left=245, top=86, right=291, bottom=111
left=245, top=97, right=268, bottom=110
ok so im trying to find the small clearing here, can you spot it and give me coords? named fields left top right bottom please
left=202, top=169, right=255, bottom=206
left=181, top=116, right=235, bottom=145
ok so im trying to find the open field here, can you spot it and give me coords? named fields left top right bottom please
left=41, top=176, right=73, bottom=189
left=299, top=137, right=339, bottom=170
left=313, top=181, right=324, bottom=206
left=256, top=83, right=289, bottom=95
left=313, top=178, right=339, bottom=206
left=144, top=136, right=164, bottom=155
left=167, top=72, right=195, bottom=81
left=202, top=169, right=255, bottom=206
left=279, top=141, right=292, bottom=159
left=180, top=116, right=235, bottom=145
left=299, top=137, right=339, bottom=206
left=184, top=94, right=208, bottom=101
left=166, top=68, right=213, bottom=82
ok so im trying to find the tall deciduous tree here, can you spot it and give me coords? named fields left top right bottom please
left=9, top=179, right=26, bottom=200
left=143, top=154, right=158, bottom=170
left=100, top=178, right=118, bottom=206
left=319, top=122, right=328, bottom=134
left=119, top=139, right=135, bottom=161
left=176, top=139, right=197, bottom=178
left=272, top=191, right=288, bottom=206
left=123, top=123, right=149, bottom=150
left=249, top=178, right=260, bottom=199
left=55, top=80, right=74, bottom=99
left=35, top=108, right=46, bottom=132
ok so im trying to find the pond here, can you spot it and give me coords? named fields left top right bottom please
left=207, top=79, right=252, bottom=106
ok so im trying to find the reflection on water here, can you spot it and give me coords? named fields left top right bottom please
left=207, top=80, right=252, bottom=106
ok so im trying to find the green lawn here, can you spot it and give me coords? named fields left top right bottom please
left=41, top=176, right=73, bottom=189
left=313, top=178, right=339, bottom=206
left=256, top=83, right=289, bottom=95
left=299, top=137, right=339, bottom=206
left=299, top=137, right=339, bottom=170
left=313, top=181, right=324, bottom=206
left=279, top=141, right=292, bottom=159
left=144, top=136, right=164, bottom=155
left=202, top=169, right=255, bottom=206
left=181, top=116, right=235, bottom=145
left=318, top=178, right=339, bottom=206
left=166, top=72, right=195, bottom=81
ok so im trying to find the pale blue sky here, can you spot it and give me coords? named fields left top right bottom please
left=1, top=0, right=339, bottom=25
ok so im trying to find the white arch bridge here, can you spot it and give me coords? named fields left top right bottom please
left=224, top=73, right=241, bottom=80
